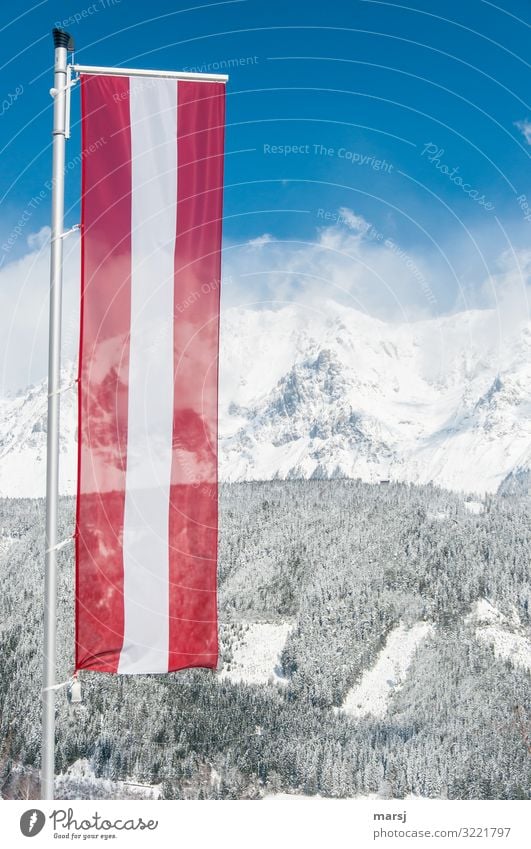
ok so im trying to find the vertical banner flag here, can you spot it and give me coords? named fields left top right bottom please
left=76, top=73, right=225, bottom=673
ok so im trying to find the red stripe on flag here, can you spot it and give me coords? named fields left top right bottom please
left=76, top=74, right=132, bottom=672
left=168, top=81, right=225, bottom=670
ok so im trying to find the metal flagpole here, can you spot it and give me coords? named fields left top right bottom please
left=41, top=26, right=74, bottom=801
left=71, top=63, right=228, bottom=82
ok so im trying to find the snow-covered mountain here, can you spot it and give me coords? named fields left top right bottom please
left=0, top=361, right=78, bottom=498
left=2, top=300, right=531, bottom=497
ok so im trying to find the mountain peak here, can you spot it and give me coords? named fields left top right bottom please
left=2, top=305, right=531, bottom=496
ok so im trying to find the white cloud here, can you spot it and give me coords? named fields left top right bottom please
left=476, top=247, right=531, bottom=327
left=0, top=233, right=80, bottom=394
left=247, top=233, right=274, bottom=248
left=515, top=119, right=531, bottom=145
left=336, top=208, right=371, bottom=235
left=222, top=208, right=531, bottom=331
left=223, top=207, right=441, bottom=320
left=26, top=226, right=51, bottom=251
left=2, top=207, right=530, bottom=395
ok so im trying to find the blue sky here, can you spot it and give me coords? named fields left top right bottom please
left=1, top=0, right=531, bottom=389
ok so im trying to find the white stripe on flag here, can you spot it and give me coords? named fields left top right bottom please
left=118, top=77, right=178, bottom=673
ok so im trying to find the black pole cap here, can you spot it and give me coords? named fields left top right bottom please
left=52, top=28, right=75, bottom=51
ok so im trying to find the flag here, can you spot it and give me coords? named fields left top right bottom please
left=75, top=73, right=225, bottom=674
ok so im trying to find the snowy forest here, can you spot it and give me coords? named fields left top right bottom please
left=0, top=480, right=530, bottom=800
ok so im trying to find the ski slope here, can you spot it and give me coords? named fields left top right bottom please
left=469, top=599, right=531, bottom=673
left=219, top=622, right=291, bottom=686
left=341, top=622, right=434, bottom=719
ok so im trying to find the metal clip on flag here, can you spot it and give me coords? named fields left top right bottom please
left=42, top=27, right=227, bottom=801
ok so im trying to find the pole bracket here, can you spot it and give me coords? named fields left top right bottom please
left=45, top=536, right=74, bottom=556
left=42, top=672, right=76, bottom=695
left=51, top=224, right=80, bottom=244
left=49, top=66, right=79, bottom=139
left=47, top=377, right=78, bottom=398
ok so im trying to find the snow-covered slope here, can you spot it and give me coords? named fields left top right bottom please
left=340, top=622, right=433, bottom=719
left=0, top=361, right=78, bottom=497
left=219, top=622, right=292, bottom=686
left=2, top=302, right=531, bottom=496
left=467, top=599, right=531, bottom=673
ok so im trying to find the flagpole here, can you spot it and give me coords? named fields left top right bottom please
left=41, top=27, right=73, bottom=801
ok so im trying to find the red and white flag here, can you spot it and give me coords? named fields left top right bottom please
left=75, top=73, right=225, bottom=674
